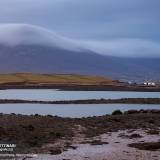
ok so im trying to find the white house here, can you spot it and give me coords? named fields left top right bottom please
left=143, top=82, right=156, bottom=86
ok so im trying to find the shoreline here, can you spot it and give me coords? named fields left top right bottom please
left=1, top=85, right=160, bottom=92
left=0, top=98, right=160, bottom=104
left=0, top=109, right=159, bottom=156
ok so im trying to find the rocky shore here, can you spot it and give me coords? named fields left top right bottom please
left=0, top=109, right=159, bottom=156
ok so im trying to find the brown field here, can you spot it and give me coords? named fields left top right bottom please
left=0, top=73, right=159, bottom=92
left=0, top=73, right=118, bottom=86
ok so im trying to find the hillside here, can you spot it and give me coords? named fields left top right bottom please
left=0, top=44, right=160, bottom=81
left=0, top=24, right=159, bottom=81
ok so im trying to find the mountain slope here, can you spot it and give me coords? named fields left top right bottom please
left=0, top=24, right=159, bottom=81
left=0, top=44, right=160, bottom=81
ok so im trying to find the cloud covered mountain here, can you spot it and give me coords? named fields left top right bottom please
left=0, top=24, right=159, bottom=81
left=0, top=24, right=84, bottom=51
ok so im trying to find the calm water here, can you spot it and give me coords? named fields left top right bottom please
left=0, top=89, right=160, bottom=101
left=0, top=104, right=159, bottom=118
left=0, top=89, right=159, bottom=117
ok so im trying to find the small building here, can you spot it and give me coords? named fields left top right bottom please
left=143, top=82, right=156, bottom=86
left=144, top=82, right=147, bottom=85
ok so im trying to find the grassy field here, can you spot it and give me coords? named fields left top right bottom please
left=0, top=73, right=160, bottom=91
left=0, top=73, right=118, bottom=86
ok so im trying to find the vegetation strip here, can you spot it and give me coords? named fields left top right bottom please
left=0, top=98, right=160, bottom=104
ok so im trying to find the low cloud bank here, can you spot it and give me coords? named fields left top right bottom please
left=81, top=39, right=160, bottom=58
left=0, top=24, right=83, bottom=52
left=0, top=23, right=160, bottom=58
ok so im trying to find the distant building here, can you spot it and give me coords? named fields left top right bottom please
left=127, top=81, right=132, bottom=85
left=143, top=82, right=156, bottom=86
left=144, top=82, right=147, bottom=85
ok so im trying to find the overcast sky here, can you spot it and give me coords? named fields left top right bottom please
left=0, top=0, right=160, bottom=57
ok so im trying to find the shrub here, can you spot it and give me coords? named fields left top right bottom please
left=112, top=110, right=123, bottom=115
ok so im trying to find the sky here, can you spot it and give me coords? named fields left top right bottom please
left=0, top=0, right=160, bottom=57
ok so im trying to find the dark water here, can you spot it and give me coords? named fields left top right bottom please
left=0, top=89, right=160, bottom=101
left=0, top=104, right=159, bottom=118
